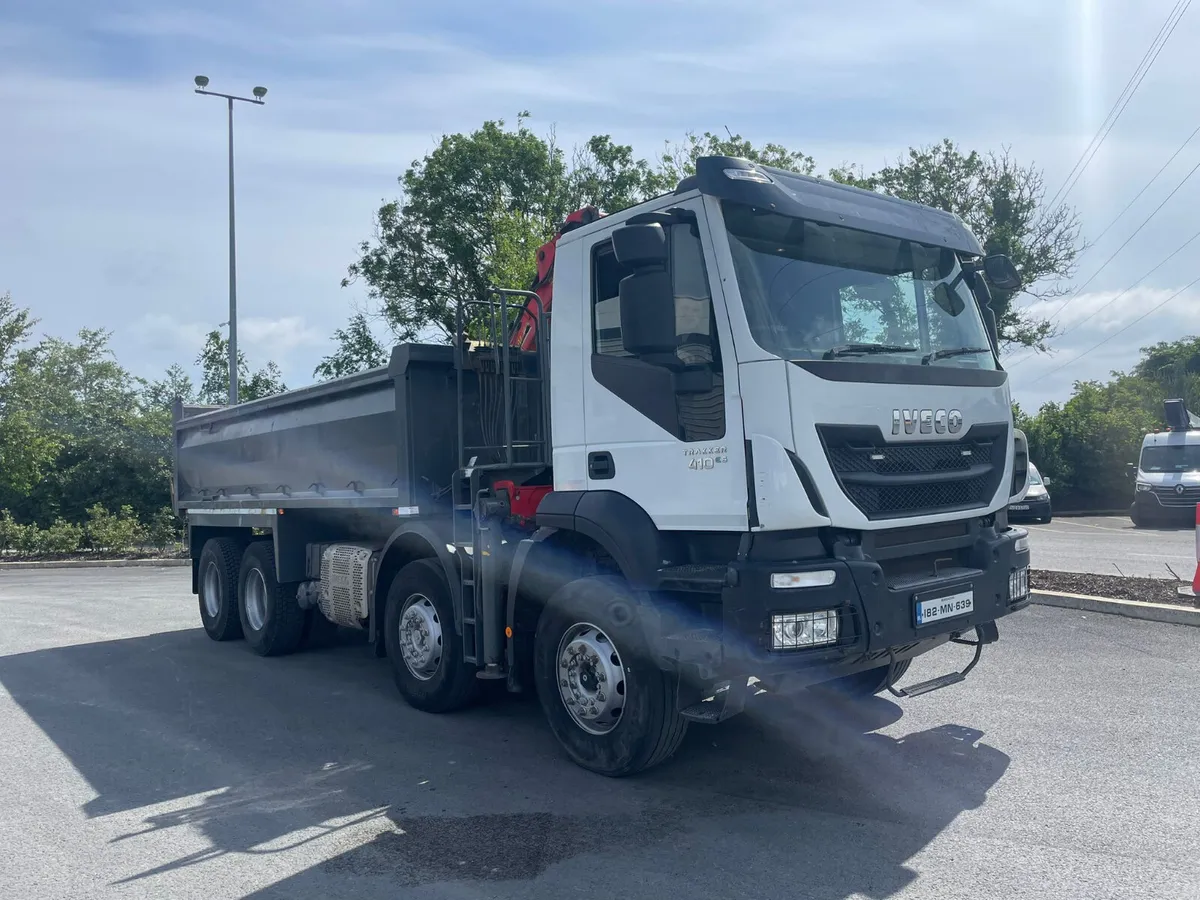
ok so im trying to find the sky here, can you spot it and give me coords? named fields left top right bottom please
left=2, top=0, right=1199, bottom=412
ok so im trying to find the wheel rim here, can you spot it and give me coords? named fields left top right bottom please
left=398, top=594, right=442, bottom=681
left=556, top=622, right=626, bottom=735
left=202, top=561, right=221, bottom=619
left=244, top=568, right=268, bottom=632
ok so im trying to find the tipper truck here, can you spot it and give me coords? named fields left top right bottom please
left=174, top=155, right=1034, bottom=776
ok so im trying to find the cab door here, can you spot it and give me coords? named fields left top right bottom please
left=580, top=201, right=747, bottom=531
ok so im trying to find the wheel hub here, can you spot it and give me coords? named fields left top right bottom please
left=244, top=568, right=267, bottom=631
left=202, top=561, right=221, bottom=618
left=398, top=595, right=442, bottom=681
left=556, top=623, right=626, bottom=735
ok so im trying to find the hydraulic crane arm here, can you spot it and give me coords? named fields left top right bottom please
left=509, top=206, right=603, bottom=350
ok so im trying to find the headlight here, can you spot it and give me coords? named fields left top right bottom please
left=771, top=610, right=839, bottom=649
left=1136, top=482, right=1152, bottom=492
left=770, top=570, right=836, bottom=589
left=1009, top=567, right=1029, bottom=602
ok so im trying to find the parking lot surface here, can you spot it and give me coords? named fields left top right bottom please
left=1025, top=514, right=1195, bottom=579
left=1, top=567, right=1198, bottom=900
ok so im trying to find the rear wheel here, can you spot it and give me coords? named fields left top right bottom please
left=384, top=558, right=478, bottom=713
left=197, top=538, right=243, bottom=642
left=824, top=659, right=911, bottom=698
left=534, top=576, right=687, bottom=777
left=238, top=541, right=308, bottom=657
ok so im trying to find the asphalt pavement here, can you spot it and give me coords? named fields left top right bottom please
left=1024, top=514, right=1196, bottom=579
left=1, top=568, right=1198, bottom=899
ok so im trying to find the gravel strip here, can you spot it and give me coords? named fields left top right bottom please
left=1032, top=569, right=1197, bottom=607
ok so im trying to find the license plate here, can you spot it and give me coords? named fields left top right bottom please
left=915, top=589, right=974, bottom=627
left=1009, top=504, right=1029, bottom=511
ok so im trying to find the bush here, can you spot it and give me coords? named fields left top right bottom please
left=38, top=519, right=84, bottom=554
left=85, top=504, right=142, bottom=554
left=0, top=510, right=27, bottom=552
left=144, top=507, right=182, bottom=552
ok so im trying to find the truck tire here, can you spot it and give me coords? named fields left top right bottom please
left=533, top=576, right=688, bottom=777
left=238, top=541, right=308, bottom=657
left=826, top=659, right=912, bottom=698
left=197, top=537, right=244, bottom=642
left=384, top=558, right=479, bottom=713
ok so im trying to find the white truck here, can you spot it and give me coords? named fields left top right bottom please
left=174, top=155, right=1033, bottom=776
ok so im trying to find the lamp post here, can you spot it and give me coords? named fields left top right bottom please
left=193, top=75, right=267, bottom=405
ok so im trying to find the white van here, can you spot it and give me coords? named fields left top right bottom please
left=1130, top=400, right=1200, bottom=527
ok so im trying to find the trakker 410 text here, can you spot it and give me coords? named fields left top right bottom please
left=174, top=156, right=1034, bottom=777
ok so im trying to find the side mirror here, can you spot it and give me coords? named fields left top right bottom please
left=1042, top=476, right=1052, bottom=486
left=619, top=271, right=676, bottom=355
left=1125, top=462, right=1137, bottom=479
left=983, top=254, right=1022, bottom=292
left=612, top=223, right=667, bottom=268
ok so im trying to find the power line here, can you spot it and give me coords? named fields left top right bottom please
left=1028, top=273, right=1200, bottom=387
left=1044, top=0, right=1190, bottom=213
left=1006, top=222, right=1200, bottom=368
left=1045, top=154, right=1200, bottom=322
left=1086, top=122, right=1200, bottom=250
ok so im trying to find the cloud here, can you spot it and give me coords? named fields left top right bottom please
left=3, top=0, right=1200, bottom=402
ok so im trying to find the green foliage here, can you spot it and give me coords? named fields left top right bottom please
left=144, top=506, right=182, bottom=552
left=85, top=503, right=142, bottom=554
left=197, top=329, right=287, bottom=404
left=314, top=312, right=388, bottom=380
left=1019, top=337, right=1200, bottom=510
left=35, top=519, right=85, bottom=554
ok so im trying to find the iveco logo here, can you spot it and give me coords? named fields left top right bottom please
left=892, top=408, right=964, bottom=436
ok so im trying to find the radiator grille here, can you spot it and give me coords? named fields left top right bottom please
left=818, top=423, right=1009, bottom=520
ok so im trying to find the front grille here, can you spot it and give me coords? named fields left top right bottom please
left=1151, top=484, right=1200, bottom=507
left=818, top=423, right=1009, bottom=520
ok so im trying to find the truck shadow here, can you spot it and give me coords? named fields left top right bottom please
left=0, top=628, right=1010, bottom=899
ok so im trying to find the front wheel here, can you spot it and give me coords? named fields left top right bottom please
left=534, top=576, right=687, bottom=777
left=383, top=558, right=478, bottom=713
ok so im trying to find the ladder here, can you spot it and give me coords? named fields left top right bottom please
left=451, top=287, right=551, bottom=678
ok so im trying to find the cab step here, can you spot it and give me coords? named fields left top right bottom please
left=889, top=671, right=966, bottom=697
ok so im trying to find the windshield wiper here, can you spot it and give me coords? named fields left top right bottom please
left=922, top=346, right=992, bottom=365
left=822, top=343, right=917, bottom=360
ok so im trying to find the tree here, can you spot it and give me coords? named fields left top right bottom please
left=196, top=330, right=286, bottom=404
left=0, top=294, right=57, bottom=498
left=831, top=140, right=1083, bottom=350
left=314, top=312, right=389, bottom=380
left=6, top=327, right=173, bottom=525
left=343, top=120, right=1080, bottom=368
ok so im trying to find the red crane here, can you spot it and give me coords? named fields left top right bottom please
left=508, top=206, right=603, bottom=351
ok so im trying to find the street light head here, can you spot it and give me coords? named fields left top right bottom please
left=194, top=75, right=209, bottom=88
left=252, top=86, right=268, bottom=100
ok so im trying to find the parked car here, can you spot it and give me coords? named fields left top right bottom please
left=1008, top=462, right=1052, bottom=523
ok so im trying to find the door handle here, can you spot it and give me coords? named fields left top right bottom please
left=588, top=451, right=615, bottom=480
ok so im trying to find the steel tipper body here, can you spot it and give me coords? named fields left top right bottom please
left=176, top=155, right=1032, bottom=777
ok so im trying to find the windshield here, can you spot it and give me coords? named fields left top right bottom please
left=1028, top=464, right=1043, bottom=485
left=722, top=201, right=997, bottom=368
left=1140, top=444, right=1200, bottom=473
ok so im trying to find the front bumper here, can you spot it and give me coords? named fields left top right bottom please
left=1133, top=490, right=1197, bottom=524
left=658, top=525, right=1030, bottom=690
left=1008, top=494, right=1051, bottom=522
